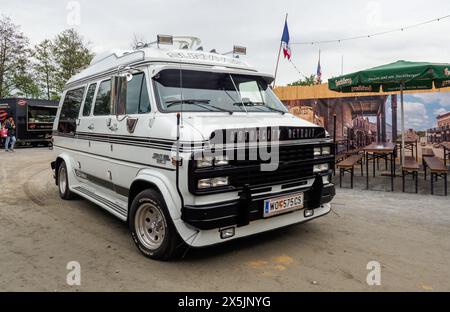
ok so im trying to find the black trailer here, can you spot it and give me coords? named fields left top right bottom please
left=0, top=98, right=59, bottom=147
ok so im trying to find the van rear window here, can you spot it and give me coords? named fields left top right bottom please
left=58, top=87, right=85, bottom=135
left=82, top=83, right=97, bottom=116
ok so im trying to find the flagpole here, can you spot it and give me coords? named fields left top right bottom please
left=317, top=49, right=321, bottom=84
left=273, top=13, right=288, bottom=87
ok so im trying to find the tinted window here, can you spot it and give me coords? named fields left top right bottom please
left=94, top=80, right=111, bottom=116
left=82, top=83, right=97, bottom=116
left=58, top=87, right=85, bottom=135
left=126, top=73, right=151, bottom=114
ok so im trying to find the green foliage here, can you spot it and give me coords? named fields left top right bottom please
left=33, top=39, right=58, bottom=100
left=288, top=74, right=319, bottom=86
left=1, top=16, right=94, bottom=100
left=13, top=57, right=41, bottom=98
left=416, top=131, right=426, bottom=138
left=0, top=16, right=30, bottom=98
left=52, top=29, right=94, bottom=94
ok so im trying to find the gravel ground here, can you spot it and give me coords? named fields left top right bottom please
left=0, top=148, right=449, bottom=291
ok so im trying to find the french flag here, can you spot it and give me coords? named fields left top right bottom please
left=317, top=54, right=322, bottom=83
left=281, top=20, right=291, bottom=60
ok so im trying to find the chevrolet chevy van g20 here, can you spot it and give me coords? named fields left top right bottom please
left=51, top=36, right=335, bottom=260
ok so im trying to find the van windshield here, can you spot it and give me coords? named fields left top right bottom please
left=153, top=69, right=288, bottom=113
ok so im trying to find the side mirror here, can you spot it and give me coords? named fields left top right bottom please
left=111, top=75, right=127, bottom=117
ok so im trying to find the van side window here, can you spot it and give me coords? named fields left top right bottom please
left=94, top=80, right=111, bottom=116
left=82, top=83, right=97, bottom=116
left=58, top=87, right=85, bottom=135
left=126, top=73, right=151, bottom=114
left=139, top=77, right=151, bottom=113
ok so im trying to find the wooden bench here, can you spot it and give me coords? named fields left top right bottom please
left=422, top=148, right=435, bottom=170
left=402, top=156, right=420, bottom=193
left=334, top=153, right=347, bottom=175
left=336, top=154, right=363, bottom=188
left=423, top=156, right=448, bottom=196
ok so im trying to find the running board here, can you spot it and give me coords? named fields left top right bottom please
left=73, top=186, right=128, bottom=221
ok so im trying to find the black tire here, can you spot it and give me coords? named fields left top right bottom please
left=129, top=189, right=185, bottom=260
left=57, top=161, right=75, bottom=200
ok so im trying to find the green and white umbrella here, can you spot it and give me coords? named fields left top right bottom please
left=328, top=60, right=450, bottom=163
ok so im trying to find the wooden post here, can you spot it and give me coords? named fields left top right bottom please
left=391, top=94, right=398, bottom=142
left=333, top=113, right=337, bottom=152
left=381, top=97, right=387, bottom=142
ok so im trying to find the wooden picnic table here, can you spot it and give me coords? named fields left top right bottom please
left=441, top=142, right=450, bottom=167
left=396, top=138, right=418, bottom=162
left=363, top=142, right=396, bottom=191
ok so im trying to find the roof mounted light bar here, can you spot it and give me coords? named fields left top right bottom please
left=223, top=45, right=247, bottom=58
left=157, top=35, right=173, bottom=46
left=233, top=45, right=246, bottom=55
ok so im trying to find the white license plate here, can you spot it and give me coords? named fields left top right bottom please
left=263, top=192, right=304, bottom=218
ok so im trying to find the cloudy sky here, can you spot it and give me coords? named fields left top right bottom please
left=384, top=92, right=450, bottom=130
left=1, top=0, right=449, bottom=129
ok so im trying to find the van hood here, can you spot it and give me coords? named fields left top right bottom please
left=181, top=113, right=324, bottom=141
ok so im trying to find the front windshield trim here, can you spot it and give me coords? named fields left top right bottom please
left=152, top=69, right=287, bottom=114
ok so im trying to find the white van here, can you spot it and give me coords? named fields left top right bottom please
left=51, top=36, right=335, bottom=260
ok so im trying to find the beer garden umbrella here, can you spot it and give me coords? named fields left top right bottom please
left=328, top=60, right=450, bottom=163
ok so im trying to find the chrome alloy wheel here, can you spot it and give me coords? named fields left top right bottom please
left=135, top=203, right=167, bottom=250
left=59, top=165, right=67, bottom=195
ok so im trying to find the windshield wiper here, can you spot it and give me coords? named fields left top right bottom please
left=166, top=99, right=211, bottom=105
left=233, top=101, right=286, bottom=115
left=166, top=99, right=233, bottom=114
left=261, top=105, right=287, bottom=115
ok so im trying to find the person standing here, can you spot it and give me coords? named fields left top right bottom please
left=4, top=116, right=16, bottom=152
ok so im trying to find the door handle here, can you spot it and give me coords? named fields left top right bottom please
left=88, top=124, right=94, bottom=130
left=109, top=124, right=118, bottom=131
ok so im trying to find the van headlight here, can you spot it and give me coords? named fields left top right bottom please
left=196, top=157, right=213, bottom=168
left=313, top=163, right=329, bottom=173
left=211, top=176, right=229, bottom=187
left=314, top=147, right=322, bottom=156
left=196, top=156, right=229, bottom=168
left=314, top=146, right=332, bottom=156
left=214, top=156, right=229, bottom=166
left=198, top=177, right=229, bottom=189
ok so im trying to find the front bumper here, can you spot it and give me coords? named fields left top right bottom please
left=182, top=181, right=335, bottom=230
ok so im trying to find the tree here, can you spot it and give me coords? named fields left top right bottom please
left=52, top=29, right=94, bottom=94
left=13, top=57, right=41, bottom=98
left=288, top=75, right=319, bottom=87
left=0, top=16, right=30, bottom=98
left=34, top=39, right=58, bottom=100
